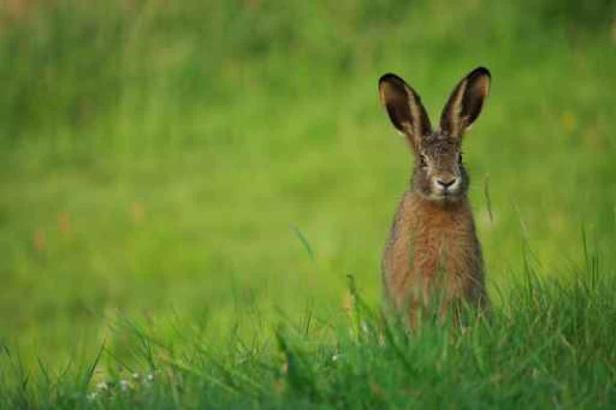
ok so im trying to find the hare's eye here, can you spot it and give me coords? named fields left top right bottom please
left=419, top=154, right=428, bottom=168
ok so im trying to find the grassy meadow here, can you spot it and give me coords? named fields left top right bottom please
left=1, top=0, right=615, bottom=407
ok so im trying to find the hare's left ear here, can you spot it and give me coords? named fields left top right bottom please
left=378, top=73, right=432, bottom=150
left=440, top=67, right=491, bottom=138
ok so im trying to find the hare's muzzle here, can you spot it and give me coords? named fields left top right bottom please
left=433, top=174, right=461, bottom=196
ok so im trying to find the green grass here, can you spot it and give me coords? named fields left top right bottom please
left=2, top=267, right=615, bottom=408
left=1, top=0, right=615, bottom=407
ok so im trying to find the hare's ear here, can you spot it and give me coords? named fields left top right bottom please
left=440, top=67, right=491, bottom=138
left=379, top=73, right=431, bottom=149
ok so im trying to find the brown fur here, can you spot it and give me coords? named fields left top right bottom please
left=378, top=67, right=491, bottom=322
left=382, top=192, right=487, bottom=319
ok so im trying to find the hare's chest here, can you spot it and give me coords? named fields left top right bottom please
left=410, top=204, right=478, bottom=278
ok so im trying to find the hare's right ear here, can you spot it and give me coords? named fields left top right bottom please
left=440, top=67, right=491, bottom=138
left=379, top=73, right=432, bottom=149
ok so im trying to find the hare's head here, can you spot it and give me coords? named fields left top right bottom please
left=378, top=67, right=490, bottom=202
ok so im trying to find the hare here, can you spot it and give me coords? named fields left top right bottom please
left=379, top=67, right=491, bottom=323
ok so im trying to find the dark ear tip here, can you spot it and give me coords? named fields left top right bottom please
left=379, top=73, right=404, bottom=87
left=471, top=66, right=491, bottom=79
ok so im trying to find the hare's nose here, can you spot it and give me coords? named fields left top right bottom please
left=437, top=178, right=457, bottom=188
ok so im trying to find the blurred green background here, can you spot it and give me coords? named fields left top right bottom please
left=1, top=0, right=615, bottom=364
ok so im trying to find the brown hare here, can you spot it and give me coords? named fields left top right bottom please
left=379, top=67, right=491, bottom=323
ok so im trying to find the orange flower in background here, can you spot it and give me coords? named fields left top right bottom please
left=3, top=0, right=35, bottom=21
left=33, top=228, right=46, bottom=252
left=131, top=201, right=145, bottom=224
left=58, top=212, right=71, bottom=236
